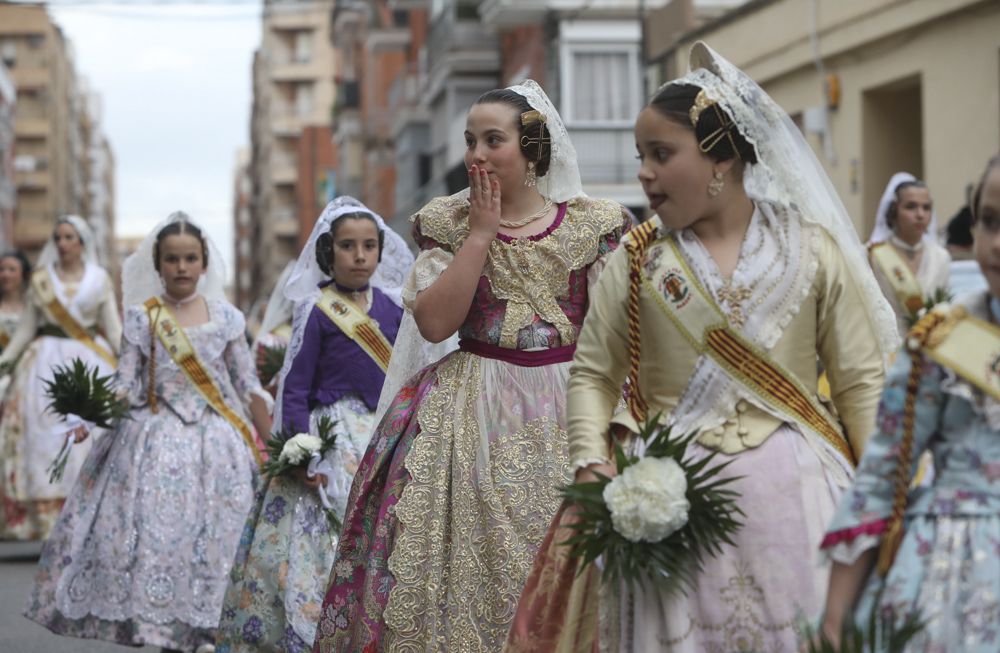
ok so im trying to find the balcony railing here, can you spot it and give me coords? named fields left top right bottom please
left=426, top=7, right=498, bottom=75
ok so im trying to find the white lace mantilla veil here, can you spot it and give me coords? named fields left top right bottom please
left=37, top=215, right=101, bottom=268
left=252, top=260, right=296, bottom=353
left=272, top=196, right=413, bottom=429
left=121, top=211, right=228, bottom=308
left=867, top=171, right=940, bottom=245
left=670, top=42, right=899, bottom=364
left=373, top=79, right=585, bottom=425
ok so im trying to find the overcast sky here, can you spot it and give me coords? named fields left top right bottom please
left=48, top=2, right=263, bottom=278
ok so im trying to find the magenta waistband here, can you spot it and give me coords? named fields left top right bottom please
left=458, top=339, right=576, bottom=367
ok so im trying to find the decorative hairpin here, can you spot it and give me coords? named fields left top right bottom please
left=691, top=89, right=741, bottom=160
left=689, top=89, right=716, bottom=127
left=520, top=110, right=550, bottom=163
left=520, top=109, right=547, bottom=125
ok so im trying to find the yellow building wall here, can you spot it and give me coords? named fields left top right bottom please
left=667, top=0, right=1000, bottom=237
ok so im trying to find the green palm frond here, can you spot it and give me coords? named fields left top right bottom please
left=43, top=358, right=130, bottom=429
left=258, top=344, right=287, bottom=386
left=43, top=358, right=131, bottom=482
left=801, top=607, right=927, bottom=653
left=561, top=415, right=744, bottom=595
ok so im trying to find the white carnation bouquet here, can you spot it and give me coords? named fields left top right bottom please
left=262, top=416, right=341, bottom=529
left=262, top=415, right=338, bottom=478
left=562, top=416, right=744, bottom=593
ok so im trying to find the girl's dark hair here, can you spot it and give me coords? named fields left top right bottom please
left=0, top=250, right=31, bottom=289
left=474, top=88, right=551, bottom=177
left=648, top=83, right=758, bottom=165
left=53, top=218, right=85, bottom=245
left=885, top=179, right=929, bottom=228
left=153, top=218, right=209, bottom=272
left=315, top=212, right=384, bottom=277
left=972, top=154, right=1000, bottom=223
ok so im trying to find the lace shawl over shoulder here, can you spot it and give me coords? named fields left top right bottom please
left=413, top=195, right=625, bottom=347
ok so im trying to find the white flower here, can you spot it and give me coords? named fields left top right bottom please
left=603, top=456, right=690, bottom=543
left=279, top=433, right=323, bottom=465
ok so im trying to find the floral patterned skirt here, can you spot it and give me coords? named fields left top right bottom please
left=23, top=403, right=259, bottom=652
left=217, top=396, right=375, bottom=653
left=312, top=351, right=572, bottom=653
left=854, top=514, right=1000, bottom=652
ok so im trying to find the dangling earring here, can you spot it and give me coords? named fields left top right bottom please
left=708, top=170, right=724, bottom=197
left=524, top=161, right=537, bottom=188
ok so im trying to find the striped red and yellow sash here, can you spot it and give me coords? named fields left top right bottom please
left=32, top=268, right=116, bottom=367
left=144, top=297, right=262, bottom=467
left=630, top=228, right=855, bottom=465
left=316, top=286, right=393, bottom=372
left=870, top=242, right=924, bottom=318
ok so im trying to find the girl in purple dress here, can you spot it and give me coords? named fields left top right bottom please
left=217, top=197, right=410, bottom=653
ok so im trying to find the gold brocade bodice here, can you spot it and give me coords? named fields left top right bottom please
left=414, top=195, right=625, bottom=349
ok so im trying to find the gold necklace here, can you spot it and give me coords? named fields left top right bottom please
left=499, top=198, right=553, bottom=229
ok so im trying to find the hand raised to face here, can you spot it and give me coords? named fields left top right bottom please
left=467, top=164, right=501, bottom=241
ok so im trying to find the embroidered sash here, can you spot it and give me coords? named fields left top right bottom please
left=912, top=305, right=1000, bottom=402
left=316, top=286, right=393, bottom=372
left=641, top=235, right=855, bottom=465
left=32, top=268, right=116, bottom=367
left=144, top=297, right=263, bottom=466
left=871, top=242, right=924, bottom=318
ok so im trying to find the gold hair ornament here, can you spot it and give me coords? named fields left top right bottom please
left=689, top=89, right=741, bottom=161
left=519, top=109, right=551, bottom=166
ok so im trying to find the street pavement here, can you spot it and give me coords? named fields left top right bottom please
left=0, top=540, right=157, bottom=652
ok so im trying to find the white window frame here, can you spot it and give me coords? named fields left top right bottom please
left=559, top=21, right=641, bottom=128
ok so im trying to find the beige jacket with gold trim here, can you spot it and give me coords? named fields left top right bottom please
left=568, top=226, right=885, bottom=466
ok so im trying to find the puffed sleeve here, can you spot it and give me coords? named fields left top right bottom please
left=566, top=243, right=633, bottom=467
left=586, top=207, right=631, bottom=292
left=821, top=351, right=943, bottom=562
left=816, top=232, right=887, bottom=456
left=117, top=304, right=149, bottom=403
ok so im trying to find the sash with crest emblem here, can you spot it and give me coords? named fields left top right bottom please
left=315, top=285, right=393, bottom=372
left=143, top=297, right=263, bottom=466
left=32, top=267, right=116, bottom=367
left=624, top=219, right=856, bottom=465
left=870, top=242, right=925, bottom=319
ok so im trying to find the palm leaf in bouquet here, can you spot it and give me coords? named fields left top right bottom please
left=43, top=358, right=130, bottom=483
left=801, top=605, right=927, bottom=653
left=258, top=343, right=287, bottom=386
left=560, top=415, right=744, bottom=595
left=44, top=358, right=129, bottom=428
left=262, top=415, right=338, bottom=478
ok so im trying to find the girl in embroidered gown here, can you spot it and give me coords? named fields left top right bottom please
left=24, top=213, right=272, bottom=653
left=310, top=80, right=629, bottom=653
left=217, top=197, right=409, bottom=653
left=0, top=250, right=29, bottom=356
left=506, top=43, right=897, bottom=653
left=868, top=173, right=951, bottom=336
left=0, top=217, right=121, bottom=541
left=817, top=155, right=1000, bottom=651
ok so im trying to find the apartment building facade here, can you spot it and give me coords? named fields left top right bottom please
left=0, top=3, right=115, bottom=263
left=650, top=0, right=1000, bottom=237
left=245, top=0, right=338, bottom=305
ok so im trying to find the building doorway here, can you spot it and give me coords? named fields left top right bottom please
left=862, top=75, right=923, bottom=239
